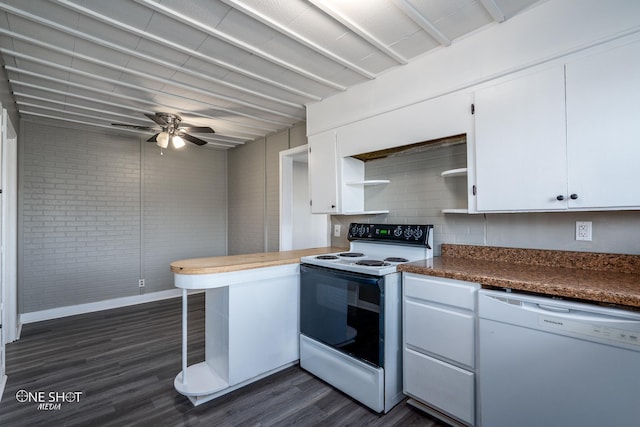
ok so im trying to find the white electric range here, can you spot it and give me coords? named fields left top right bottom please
left=299, top=223, right=433, bottom=413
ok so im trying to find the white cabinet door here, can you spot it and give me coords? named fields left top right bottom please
left=474, top=66, right=568, bottom=211
left=404, top=349, right=475, bottom=426
left=565, top=39, right=640, bottom=210
left=308, top=131, right=338, bottom=213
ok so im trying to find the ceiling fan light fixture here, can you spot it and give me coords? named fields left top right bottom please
left=172, top=135, right=185, bottom=149
left=156, top=131, right=170, bottom=148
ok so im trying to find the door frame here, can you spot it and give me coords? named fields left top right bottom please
left=279, top=145, right=329, bottom=250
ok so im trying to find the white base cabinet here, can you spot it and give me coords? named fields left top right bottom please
left=174, top=264, right=300, bottom=406
left=403, top=273, right=479, bottom=426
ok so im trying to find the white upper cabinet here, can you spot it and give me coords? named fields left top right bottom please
left=474, top=37, right=640, bottom=212
left=565, top=39, right=640, bottom=210
left=474, top=65, right=567, bottom=211
left=308, top=131, right=339, bottom=214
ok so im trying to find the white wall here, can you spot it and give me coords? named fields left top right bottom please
left=307, top=0, right=640, bottom=135
left=19, top=123, right=227, bottom=313
left=315, top=0, right=640, bottom=256
left=228, top=123, right=308, bottom=255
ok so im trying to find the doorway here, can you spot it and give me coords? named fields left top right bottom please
left=279, top=145, right=329, bottom=250
left=1, top=107, right=18, bottom=400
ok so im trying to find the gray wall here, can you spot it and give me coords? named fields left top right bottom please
left=19, top=123, right=227, bottom=313
left=227, top=122, right=307, bottom=255
left=331, top=143, right=640, bottom=255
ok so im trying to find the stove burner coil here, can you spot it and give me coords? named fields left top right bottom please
left=316, top=255, right=339, bottom=260
left=384, top=257, right=409, bottom=263
left=356, top=260, right=390, bottom=267
left=339, top=252, right=365, bottom=258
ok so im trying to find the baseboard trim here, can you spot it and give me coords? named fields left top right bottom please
left=20, top=289, right=201, bottom=324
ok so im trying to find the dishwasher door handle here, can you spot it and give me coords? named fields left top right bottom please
left=536, top=303, right=571, bottom=313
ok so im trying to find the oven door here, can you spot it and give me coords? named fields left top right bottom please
left=300, top=264, right=384, bottom=367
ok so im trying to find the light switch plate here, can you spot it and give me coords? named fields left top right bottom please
left=576, top=221, right=592, bottom=241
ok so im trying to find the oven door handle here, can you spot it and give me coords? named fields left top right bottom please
left=300, top=264, right=383, bottom=286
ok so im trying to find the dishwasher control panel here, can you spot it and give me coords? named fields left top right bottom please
left=538, top=315, right=640, bottom=346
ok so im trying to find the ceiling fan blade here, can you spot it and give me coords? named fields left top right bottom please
left=147, top=133, right=159, bottom=143
left=179, top=126, right=215, bottom=134
left=112, top=123, right=158, bottom=131
left=179, top=132, right=208, bottom=146
left=144, top=113, right=168, bottom=126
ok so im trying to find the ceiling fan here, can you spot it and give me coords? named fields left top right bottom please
left=112, top=113, right=215, bottom=148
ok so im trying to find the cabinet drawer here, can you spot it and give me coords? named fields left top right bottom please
left=404, top=348, right=475, bottom=425
left=405, top=300, right=475, bottom=368
left=404, top=273, right=479, bottom=311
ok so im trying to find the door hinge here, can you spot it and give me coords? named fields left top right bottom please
left=471, top=104, right=475, bottom=115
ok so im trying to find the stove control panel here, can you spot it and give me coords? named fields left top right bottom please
left=347, top=223, right=432, bottom=246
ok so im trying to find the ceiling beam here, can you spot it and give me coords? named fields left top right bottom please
left=0, top=4, right=320, bottom=105
left=54, top=0, right=346, bottom=92
left=134, top=0, right=362, bottom=87
left=393, top=0, right=451, bottom=47
left=21, top=111, right=242, bottom=148
left=11, top=81, right=270, bottom=138
left=7, top=71, right=283, bottom=136
left=1, top=46, right=303, bottom=122
left=479, top=0, right=506, bottom=22
left=307, top=0, right=409, bottom=65
left=220, top=0, right=380, bottom=78
left=4, top=61, right=297, bottom=127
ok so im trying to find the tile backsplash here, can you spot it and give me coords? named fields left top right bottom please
left=331, top=143, right=640, bottom=255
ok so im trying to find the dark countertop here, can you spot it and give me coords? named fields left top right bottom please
left=398, top=244, right=640, bottom=308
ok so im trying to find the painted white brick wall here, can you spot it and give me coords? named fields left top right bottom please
left=20, top=123, right=227, bottom=312
left=142, top=141, right=227, bottom=293
left=21, top=124, right=141, bottom=312
left=265, top=131, right=289, bottom=252
left=227, top=123, right=308, bottom=254
left=227, top=138, right=266, bottom=255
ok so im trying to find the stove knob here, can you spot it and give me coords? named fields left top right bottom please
left=350, top=225, right=358, bottom=236
left=414, top=228, right=424, bottom=240
left=404, top=227, right=414, bottom=238
left=393, top=227, right=403, bottom=237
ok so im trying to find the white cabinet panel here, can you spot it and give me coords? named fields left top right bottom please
left=402, top=273, right=478, bottom=426
left=474, top=65, right=567, bottom=211
left=404, top=274, right=478, bottom=310
left=228, top=274, right=299, bottom=385
left=565, top=39, right=640, bottom=210
left=405, top=300, right=475, bottom=368
left=308, top=131, right=338, bottom=213
left=404, top=349, right=475, bottom=426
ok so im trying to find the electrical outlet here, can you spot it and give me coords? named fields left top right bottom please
left=138, top=279, right=145, bottom=288
left=334, top=224, right=341, bottom=237
left=576, top=221, right=592, bottom=241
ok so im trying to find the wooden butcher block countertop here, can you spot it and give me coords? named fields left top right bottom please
left=171, top=247, right=347, bottom=275
left=399, top=244, right=640, bottom=309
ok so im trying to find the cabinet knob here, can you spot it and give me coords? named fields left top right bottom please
left=331, top=205, right=336, bottom=209
left=556, top=195, right=565, bottom=201
left=570, top=193, right=579, bottom=200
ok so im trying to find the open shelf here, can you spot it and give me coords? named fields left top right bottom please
left=345, top=180, right=390, bottom=186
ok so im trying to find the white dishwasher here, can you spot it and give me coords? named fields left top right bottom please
left=478, top=289, right=640, bottom=427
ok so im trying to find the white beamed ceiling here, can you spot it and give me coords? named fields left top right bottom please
left=0, top=0, right=542, bottom=148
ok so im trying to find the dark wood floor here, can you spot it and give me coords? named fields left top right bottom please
left=1, top=294, right=448, bottom=426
